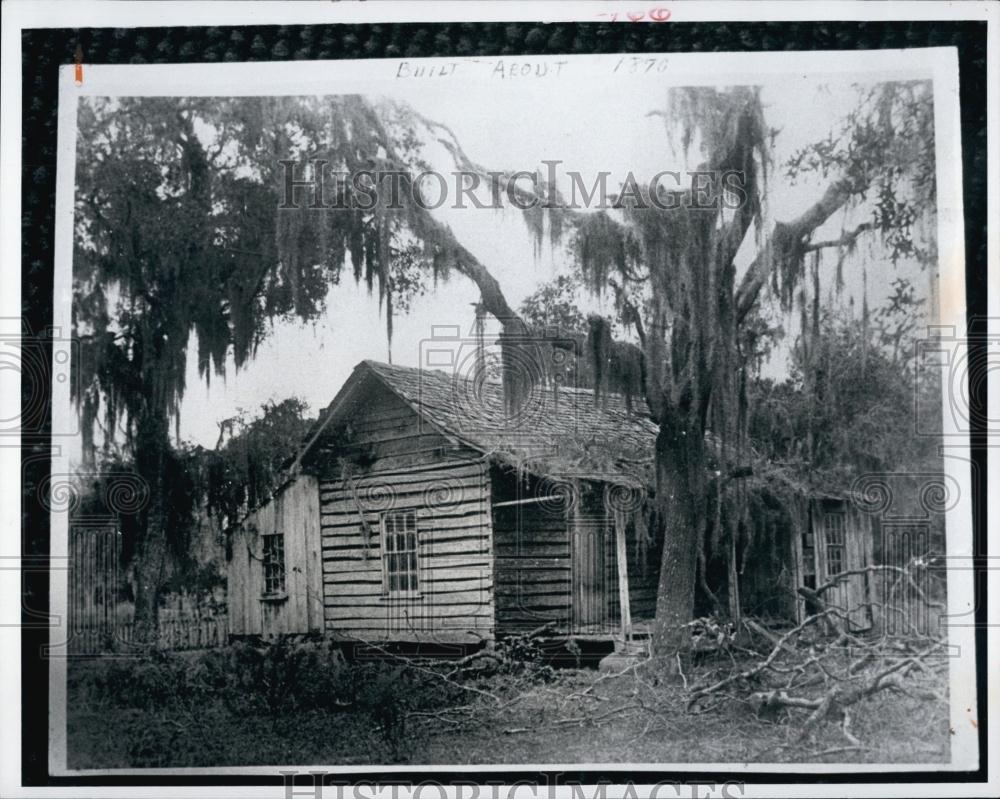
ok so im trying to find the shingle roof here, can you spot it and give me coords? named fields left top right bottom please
left=305, top=359, right=658, bottom=483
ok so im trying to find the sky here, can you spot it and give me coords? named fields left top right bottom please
left=79, top=72, right=939, bottom=452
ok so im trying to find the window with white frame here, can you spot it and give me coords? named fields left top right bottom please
left=382, top=511, right=419, bottom=596
left=262, top=533, right=286, bottom=595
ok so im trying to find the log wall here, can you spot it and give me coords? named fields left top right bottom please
left=493, top=499, right=575, bottom=634
left=606, top=512, right=661, bottom=624
left=492, top=473, right=660, bottom=637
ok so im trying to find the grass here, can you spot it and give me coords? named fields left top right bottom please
left=65, top=641, right=951, bottom=769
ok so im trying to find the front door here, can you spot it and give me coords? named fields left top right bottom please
left=570, top=513, right=610, bottom=633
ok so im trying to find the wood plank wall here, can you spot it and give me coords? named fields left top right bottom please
left=807, top=500, right=874, bottom=630
left=228, top=474, right=324, bottom=636
left=316, top=388, right=495, bottom=644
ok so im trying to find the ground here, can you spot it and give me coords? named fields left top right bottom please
left=65, top=639, right=950, bottom=769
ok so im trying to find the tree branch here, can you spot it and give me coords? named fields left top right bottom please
left=803, top=222, right=873, bottom=253
left=734, top=179, right=855, bottom=323
left=714, top=102, right=765, bottom=271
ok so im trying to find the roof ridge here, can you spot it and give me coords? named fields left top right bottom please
left=299, top=358, right=658, bottom=483
left=361, top=358, right=639, bottom=400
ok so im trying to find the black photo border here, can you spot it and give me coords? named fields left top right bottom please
left=20, top=18, right=989, bottom=790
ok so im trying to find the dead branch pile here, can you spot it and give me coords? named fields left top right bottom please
left=685, top=561, right=949, bottom=746
left=343, top=562, right=947, bottom=758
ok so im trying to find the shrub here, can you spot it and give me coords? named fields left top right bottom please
left=352, top=663, right=412, bottom=760
left=69, top=637, right=469, bottom=764
left=212, top=636, right=350, bottom=715
left=72, top=636, right=350, bottom=716
left=494, top=634, right=556, bottom=682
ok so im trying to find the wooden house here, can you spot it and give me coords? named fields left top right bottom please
left=737, top=488, right=878, bottom=631
left=227, top=360, right=880, bottom=646
left=227, top=360, right=662, bottom=646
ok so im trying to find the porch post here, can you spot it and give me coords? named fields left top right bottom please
left=614, top=508, right=632, bottom=646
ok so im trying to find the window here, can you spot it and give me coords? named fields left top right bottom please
left=823, top=513, right=846, bottom=577
left=262, top=533, right=286, bottom=595
left=382, top=511, right=419, bottom=596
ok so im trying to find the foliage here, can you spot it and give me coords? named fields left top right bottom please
left=67, top=623, right=949, bottom=767
left=872, top=276, right=927, bottom=369
left=68, top=638, right=479, bottom=765
left=160, top=561, right=226, bottom=610
left=389, top=240, right=433, bottom=314
left=204, top=397, right=315, bottom=534
left=687, top=561, right=949, bottom=752
left=541, top=83, right=937, bottom=651
left=72, top=445, right=202, bottom=573
left=750, top=296, right=938, bottom=482
left=493, top=633, right=556, bottom=682
left=71, top=397, right=312, bottom=599
left=73, top=94, right=484, bottom=627
left=72, top=451, right=143, bottom=571
left=516, top=275, right=598, bottom=392
left=518, top=274, right=588, bottom=334
left=785, top=81, right=936, bottom=268
left=215, top=637, right=351, bottom=715
left=72, top=96, right=443, bottom=455
left=165, top=397, right=314, bottom=583
left=72, top=82, right=941, bottom=646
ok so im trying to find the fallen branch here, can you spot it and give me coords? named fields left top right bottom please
left=689, top=608, right=841, bottom=701
left=743, top=618, right=797, bottom=656
left=687, top=562, right=948, bottom=747
left=341, top=634, right=504, bottom=705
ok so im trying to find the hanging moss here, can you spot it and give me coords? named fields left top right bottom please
left=587, top=315, right=644, bottom=413
left=573, top=212, right=639, bottom=297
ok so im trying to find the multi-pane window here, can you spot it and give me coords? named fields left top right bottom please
left=382, top=511, right=419, bottom=596
left=262, top=533, right=286, bottom=595
left=823, top=513, right=846, bottom=577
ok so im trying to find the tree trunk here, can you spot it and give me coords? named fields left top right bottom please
left=132, top=525, right=167, bottom=646
left=131, top=412, right=170, bottom=646
left=650, top=417, right=707, bottom=662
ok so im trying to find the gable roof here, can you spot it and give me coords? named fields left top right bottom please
left=298, top=359, right=658, bottom=483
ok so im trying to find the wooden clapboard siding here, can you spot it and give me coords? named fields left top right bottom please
left=318, top=388, right=495, bottom=643
left=228, top=474, right=323, bottom=636
left=227, top=361, right=675, bottom=644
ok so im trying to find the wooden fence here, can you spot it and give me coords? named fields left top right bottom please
left=67, top=615, right=229, bottom=655
left=68, top=523, right=229, bottom=654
